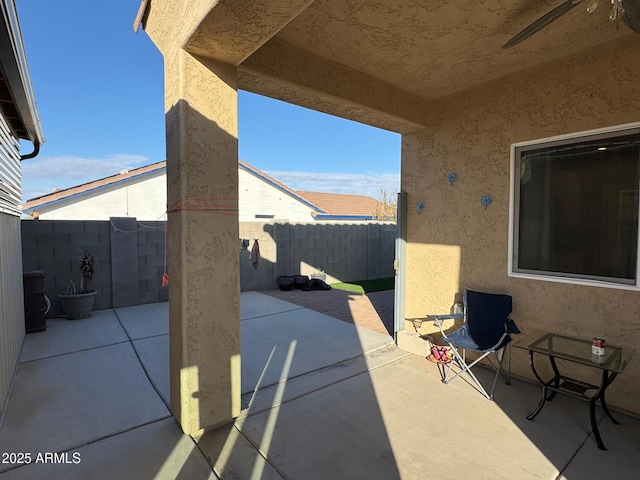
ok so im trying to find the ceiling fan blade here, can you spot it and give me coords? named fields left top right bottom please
left=503, top=0, right=584, bottom=48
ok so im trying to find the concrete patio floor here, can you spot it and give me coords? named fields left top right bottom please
left=0, top=290, right=638, bottom=479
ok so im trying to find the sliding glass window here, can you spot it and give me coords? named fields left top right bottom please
left=511, top=126, right=640, bottom=286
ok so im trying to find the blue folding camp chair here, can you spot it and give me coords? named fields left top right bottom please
left=427, top=290, right=520, bottom=399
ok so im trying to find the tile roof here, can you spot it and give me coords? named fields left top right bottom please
left=296, top=191, right=381, bottom=217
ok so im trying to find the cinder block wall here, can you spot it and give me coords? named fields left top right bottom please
left=21, top=220, right=113, bottom=316
left=239, top=222, right=277, bottom=292
left=21, top=219, right=396, bottom=310
left=239, top=221, right=397, bottom=291
left=136, top=221, right=169, bottom=304
left=21, top=218, right=167, bottom=316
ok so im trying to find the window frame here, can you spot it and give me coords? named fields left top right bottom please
left=508, top=122, right=640, bottom=291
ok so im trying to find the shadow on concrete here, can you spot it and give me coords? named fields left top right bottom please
left=164, top=93, right=401, bottom=478
left=196, top=288, right=401, bottom=479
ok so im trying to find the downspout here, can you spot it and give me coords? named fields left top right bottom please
left=20, top=141, right=40, bottom=160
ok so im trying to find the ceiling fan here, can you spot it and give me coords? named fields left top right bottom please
left=503, top=0, right=640, bottom=48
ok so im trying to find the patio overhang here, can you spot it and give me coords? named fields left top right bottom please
left=140, top=0, right=638, bottom=129
left=138, top=0, right=640, bottom=434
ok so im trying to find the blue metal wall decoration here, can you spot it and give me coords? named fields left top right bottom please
left=417, top=201, right=425, bottom=214
left=447, top=171, right=457, bottom=185
left=480, top=194, right=493, bottom=209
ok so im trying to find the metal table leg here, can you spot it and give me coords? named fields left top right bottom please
left=526, top=351, right=551, bottom=420
left=545, top=356, right=561, bottom=401
left=596, top=370, right=620, bottom=425
left=589, top=369, right=620, bottom=450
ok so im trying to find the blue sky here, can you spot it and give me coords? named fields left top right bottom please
left=17, top=0, right=400, bottom=202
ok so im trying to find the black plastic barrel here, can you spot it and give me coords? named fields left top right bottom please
left=23, top=270, right=47, bottom=333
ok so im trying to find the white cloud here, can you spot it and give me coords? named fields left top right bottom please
left=21, top=154, right=149, bottom=201
left=22, top=154, right=148, bottom=180
left=264, top=170, right=400, bottom=199
left=20, top=156, right=400, bottom=203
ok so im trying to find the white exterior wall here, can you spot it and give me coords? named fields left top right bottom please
left=36, top=171, right=168, bottom=221
left=0, top=117, right=22, bottom=216
left=238, top=168, right=314, bottom=222
left=31, top=167, right=372, bottom=223
left=0, top=0, right=44, bottom=416
left=0, top=212, right=25, bottom=412
left=0, top=111, right=25, bottom=411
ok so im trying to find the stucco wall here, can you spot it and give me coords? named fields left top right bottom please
left=238, top=168, right=314, bottom=222
left=402, top=38, right=640, bottom=415
left=35, top=170, right=168, bottom=221
left=0, top=213, right=25, bottom=412
left=34, top=167, right=320, bottom=223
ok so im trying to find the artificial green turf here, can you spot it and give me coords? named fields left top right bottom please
left=330, top=277, right=395, bottom=294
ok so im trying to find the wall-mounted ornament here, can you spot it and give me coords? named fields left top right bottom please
left=480, top=194, right=493, bottom=209
left=417, top=201, right=425, bottom=214
left=447, top=171, right=457, bottom=185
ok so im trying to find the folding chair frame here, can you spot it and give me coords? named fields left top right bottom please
left=427, top=291, right=518, bottom=400
left=440, top=335, right=512, bottom=400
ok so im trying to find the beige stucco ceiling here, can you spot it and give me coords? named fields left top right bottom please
left=271, top=0, right=632, bottom=101
left=143, top=0, right=637, bottom=132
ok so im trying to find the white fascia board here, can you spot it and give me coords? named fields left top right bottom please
left=0, top=0, right=44, bottom=146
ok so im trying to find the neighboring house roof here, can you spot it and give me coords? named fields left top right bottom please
left=297, top=191, right=382, bottom=220
left=237, top=161, right=384, bottom=220
left=237, top=159, right=322, bottom=213
left=22, top=159, right=385, bottom=221
left=22, top=161, right=166, bottom=215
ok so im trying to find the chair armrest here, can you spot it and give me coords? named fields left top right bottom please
left=426, top=313, right=464, bottom=321
left=427, top=313, right=465, bottom=337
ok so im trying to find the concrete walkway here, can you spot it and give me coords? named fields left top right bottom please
left=0, top=292, right=638, bottom=479
left=263, top=287, right=395, bottom=336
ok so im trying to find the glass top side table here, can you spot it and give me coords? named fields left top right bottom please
left=514, top=331, right=635, bottom=450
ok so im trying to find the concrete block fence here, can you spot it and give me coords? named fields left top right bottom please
left=21, top=218, right=168, bottom=317
left=239, top=221, right=396, bottom=291
left=21, top=219, right=396, bottom=315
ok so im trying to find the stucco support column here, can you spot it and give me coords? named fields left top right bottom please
left=165, top=48, right=240, bottom=435
left=401, top=130, right=462, bottom=327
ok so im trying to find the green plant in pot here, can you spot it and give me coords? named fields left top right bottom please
left=310, top=268, right=326, bottom=282
left=58, top=248, right=97, bottom=320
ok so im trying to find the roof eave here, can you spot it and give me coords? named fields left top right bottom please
left=238, top=161, right=326, bottom=213
left=22, top=162, right=167, bottom=211
left=313, top=214, right=374, bottom=221
left=0, top=0, right=44, bottom=148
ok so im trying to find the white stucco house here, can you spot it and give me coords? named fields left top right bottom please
left=22, top=159, right=385, bottom=222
